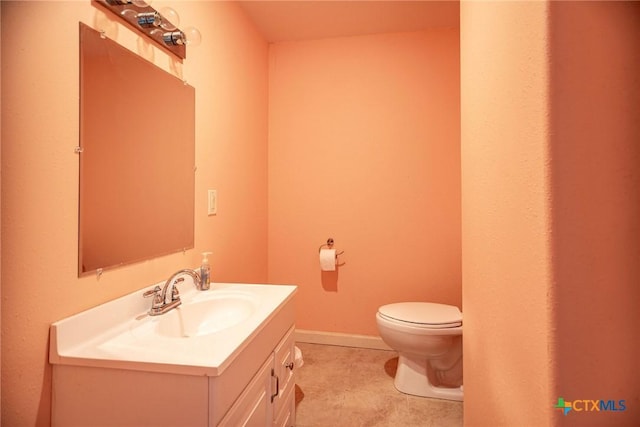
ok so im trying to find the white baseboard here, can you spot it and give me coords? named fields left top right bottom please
left=295, top=329, right=392, bottom=351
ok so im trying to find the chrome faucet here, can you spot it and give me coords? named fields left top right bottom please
left=143, top=269, right=203, bottom=316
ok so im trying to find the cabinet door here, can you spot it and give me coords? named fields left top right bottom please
left=218, top=357, right=272, bottom=427
left=272, top=326, right=296, bottom=425
left=273, top=380, right=296, bottom=427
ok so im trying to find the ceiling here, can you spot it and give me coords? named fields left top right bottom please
left=237, top=1, right=460, bottom=43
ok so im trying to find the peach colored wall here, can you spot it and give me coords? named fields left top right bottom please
left=461, top=1, right=553, bottom=425
left=462, top=1, right=640, bottom=425
left=1, top=1, right=268, bottom=425
left=549, top=1, right=640, bottom=425
left=268, top=30, right=461, bottom=336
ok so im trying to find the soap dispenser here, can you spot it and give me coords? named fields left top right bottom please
left=200, top=252, right=212, bottom=290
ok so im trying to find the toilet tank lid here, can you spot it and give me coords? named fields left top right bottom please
left=378, top=302, right=462, bottom=325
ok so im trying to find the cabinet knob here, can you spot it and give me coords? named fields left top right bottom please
left=285, top=362, right=294, bottom=371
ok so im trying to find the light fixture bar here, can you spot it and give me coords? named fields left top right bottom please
left=93, top=0, right=186, bottom=60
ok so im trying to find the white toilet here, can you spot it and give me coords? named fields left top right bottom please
left=376, top=302, right=463, bottom=401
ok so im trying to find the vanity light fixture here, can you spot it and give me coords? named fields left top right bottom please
left=94, top=0, right=201, bottom=60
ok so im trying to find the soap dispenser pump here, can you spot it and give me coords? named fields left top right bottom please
left=200, top=252, right=212, bottom=290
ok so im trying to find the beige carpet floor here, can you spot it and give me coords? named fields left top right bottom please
left=294, top=342, right=463, bottom=427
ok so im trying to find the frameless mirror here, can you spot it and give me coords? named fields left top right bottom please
left=78, top=23, right=195, bottom=276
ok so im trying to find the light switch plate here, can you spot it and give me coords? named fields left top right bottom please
left=208, top=190, right=217, bottom=216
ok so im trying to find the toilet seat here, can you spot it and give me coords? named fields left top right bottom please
left=378, top=302, right=462, bottom=329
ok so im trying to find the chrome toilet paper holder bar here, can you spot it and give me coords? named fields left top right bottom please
left=318, top=238, right=345, bottom=266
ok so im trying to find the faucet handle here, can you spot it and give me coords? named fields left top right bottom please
left=170, top=277, right=185, bottom=301
left=143, top=285, right=162, bottom=298
left=143, top=285, right=163, bottom=307
left=171, top=283, right=180, bottom=301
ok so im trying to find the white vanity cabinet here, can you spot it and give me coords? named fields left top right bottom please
left=219, top=326, right=296, bottom=427
left=49, top=283, right=297, bottom=427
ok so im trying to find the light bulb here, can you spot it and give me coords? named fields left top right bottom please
left=182, top=27, right=201, bottom=47
left=120, top=8, right=137, bottom=20
left=158, top=7, right=180, bottom=31
left=149, top=28, right=164, bottom=40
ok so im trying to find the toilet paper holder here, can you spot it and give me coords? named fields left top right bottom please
left=318, top=238, right=345, bottom=266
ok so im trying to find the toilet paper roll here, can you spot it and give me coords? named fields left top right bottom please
left=295, top=346, right=304, bottom=368
left=319, top=249, right=336, bottom=271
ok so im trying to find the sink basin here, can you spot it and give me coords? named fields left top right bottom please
left=134, top=291, right=259, bottom=338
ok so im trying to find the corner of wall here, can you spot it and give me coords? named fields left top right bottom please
left=461, top=1, right=554, bottom=424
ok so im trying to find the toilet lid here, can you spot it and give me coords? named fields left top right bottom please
left=378, top=302, right=462, bottom=327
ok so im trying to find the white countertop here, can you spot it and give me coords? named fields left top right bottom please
left=50, top=282, right=297, bottom=376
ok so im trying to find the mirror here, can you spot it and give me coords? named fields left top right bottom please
left=78, top=23, right=195, bottom=276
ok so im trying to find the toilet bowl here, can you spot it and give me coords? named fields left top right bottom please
left=376, top=302, right=463, bottom=401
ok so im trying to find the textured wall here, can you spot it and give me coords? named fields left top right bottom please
left=462, top=1, right=640, bottom=425
left=461, top=1, right=554, bottom=425
left=268, top=29, right=461, bottom=335
left=1, top=1, right=268, bottom=424
left=550, top=1, right=640, bottom=424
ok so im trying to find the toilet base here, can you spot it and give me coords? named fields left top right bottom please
left=394, top=354, right=463, bottom=401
